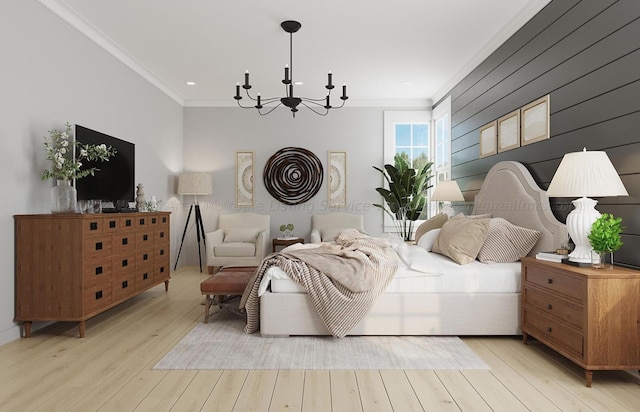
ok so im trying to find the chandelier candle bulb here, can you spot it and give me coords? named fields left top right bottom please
left=327, top=71, right=334, bottom=88
left=342, top=84, right=348, bottom=100
left=235, top=83, right=241, bottom=99
left=244, top=70, right=250, bottom=88
left=256, top=94, right=262, bottom=109
left=284, top=64, right=290, bottom=83
left=325, top=95, right=331, bottom=109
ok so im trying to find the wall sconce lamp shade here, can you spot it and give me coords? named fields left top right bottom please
left=431, top=180, right=464, bottom=216
left=546, top=148, right=628, bottom=263
left=178, top=173, right=212, bottom=196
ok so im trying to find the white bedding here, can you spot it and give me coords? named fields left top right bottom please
left=258, top=242, right=521, bottom=296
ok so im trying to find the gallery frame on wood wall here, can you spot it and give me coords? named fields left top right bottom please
left=328, top=151, right=347, bottom=207
left=236, top=150, right=254, bottom=207
left=497, top=109, right=520, bottom=153
left=479, top=121, right=497, bottom=158
left=521, top=95, right=550, bottom=146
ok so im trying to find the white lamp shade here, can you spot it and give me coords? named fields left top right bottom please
left=431, top=180, right=464, bottom=201
left=178, top=172, right=212, bottom=195
left=546, top=149, right=628, bottom=197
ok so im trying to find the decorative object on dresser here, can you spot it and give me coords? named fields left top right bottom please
left=14, top=212, right=171, bottom=338
left=41, top=122, right=116, bottom=213
left=264, top=147, right=323, bottom=205
left=546, top=148, right=628, bottom=263
left=135, top=183, right=146, bottom=211
left=521, top=257, right=640, bottom=387
left=430, top=180, right=464, bottom=217
left=174, top=172, right=212, bottom=272
left=233, top=20, right=347, bottom=118
left=373, top=154, right=433, bottom=240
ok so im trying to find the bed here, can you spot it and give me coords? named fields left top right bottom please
left=253, top=161, right=567, bottom=336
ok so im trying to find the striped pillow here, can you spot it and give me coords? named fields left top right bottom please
left=477, top=218, right=540, bottom=263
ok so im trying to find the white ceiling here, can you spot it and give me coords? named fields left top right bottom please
left=40, top=0, right=551, bottom=107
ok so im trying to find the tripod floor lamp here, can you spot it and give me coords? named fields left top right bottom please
left=175, top=172, right=212, bottom=272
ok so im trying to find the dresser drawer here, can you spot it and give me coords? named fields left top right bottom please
left=523, top=308, right=584, bottom=358
left=136, top=248, right=154, bottom=268
left=83, top=258, right=112, bottom=284
left=155, top=227, right=169, bottom=243
left=83, top=235, right=112, bottom=258
left=523, top=287, right=583, bottom=330
left=112, top=232, right=135, bottom=253
left=84, top=277, right=112, bottom=313
left=112, top=253, right=136, bottom=277
left=113, top=272, right=137, bottom=301
left=136, top=230, right=154, bottom=249
left=135, top=264, right=155, bottom=291
left=524, top=265, right=585, bottom=302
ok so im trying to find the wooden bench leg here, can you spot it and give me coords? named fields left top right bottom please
left=204, top=295, right=212, bottom=323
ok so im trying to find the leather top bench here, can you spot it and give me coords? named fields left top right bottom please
left=200, top=266, right=256, bottom=323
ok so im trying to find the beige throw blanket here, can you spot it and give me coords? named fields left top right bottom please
left=240, top=231, right=399, bottom=338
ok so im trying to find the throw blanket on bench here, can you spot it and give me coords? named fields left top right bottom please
left=240, top=231, right=399, bottom=337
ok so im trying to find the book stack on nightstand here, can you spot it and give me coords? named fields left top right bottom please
left=535, top=251, right=565, bottom=263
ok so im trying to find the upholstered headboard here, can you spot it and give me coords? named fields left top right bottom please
left=472, top=161, right=568, bottom=256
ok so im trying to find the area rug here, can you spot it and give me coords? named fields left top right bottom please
left=154, top=310, right=489, bottom=370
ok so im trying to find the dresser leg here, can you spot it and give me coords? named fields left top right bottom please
left=164, top=280, right=170, bottom=291
left=78, top=321, right=86, bottom=338
left=585, top=370, right=593, bottom=387
left=23, top=321, right=32, bottom=338
left=522, top=331, right=529, bottom=344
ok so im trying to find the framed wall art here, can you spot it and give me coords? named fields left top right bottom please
left=497, top=109, right=520, bottom=153
left=521, top=95, right=550, bottom=146
left=479, top=121, right=497, bottom=158
left=328, top=151, right=347, bottom=207
left=236, top=150, right=254, bottom=207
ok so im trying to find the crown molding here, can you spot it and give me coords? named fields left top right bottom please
left=38, top=0, right=184, bottom=106
left=184, top=98, right=432, bottom=109
left=432, top=0, right=551, bottom=103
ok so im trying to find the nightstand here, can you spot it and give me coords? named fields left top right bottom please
left=272, top=237, right=304, bottom=252
left=521, top=257, right=640, bottom=387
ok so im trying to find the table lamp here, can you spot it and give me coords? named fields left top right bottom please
left=174, top=172, right=212, bottom=272
left=546, top=148, right=627, bottom=263
left=431, top=180, right=464, bottom=217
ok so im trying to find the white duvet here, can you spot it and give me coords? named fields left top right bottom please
left=258, top=241, right=521, bottom=296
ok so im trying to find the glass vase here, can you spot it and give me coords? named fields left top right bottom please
left=51, top=179, right=77, bottom=213
left=591, top=251, right=614, bottom=270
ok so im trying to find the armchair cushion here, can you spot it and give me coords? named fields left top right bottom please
left=224, top=228, right=260, bottom=243
left=214, top=242, right=256, bottom=257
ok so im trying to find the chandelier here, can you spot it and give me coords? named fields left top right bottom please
left=234, top=20, right=348, bottom=117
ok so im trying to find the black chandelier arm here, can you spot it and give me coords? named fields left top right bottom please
left=257, top=104, right=283, bottom=116
left=300, top=101, right=330, bottom=116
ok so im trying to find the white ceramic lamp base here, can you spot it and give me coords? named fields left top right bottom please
left=566, top=197, right=600, bottom=263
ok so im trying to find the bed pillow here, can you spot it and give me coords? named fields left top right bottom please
left=320, top=228, right=344, bottom=241
left=477, top=218, right=541, bottom=263
left=432, top=215, right=490, bottom=264
left=224, top=228, right=260, bottom=243
left=414, top=213, right=448, bottom=243
left=416, top=228, right=441, bottom=252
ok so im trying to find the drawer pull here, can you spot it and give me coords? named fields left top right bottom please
left=90, top=222, right=98, bottom=231
left=547, top=278, right=553, bottom=284
left=95, top=291, right=103, bottom=300
left=547, top=304, right=552, bottom=310
left=160, top=266, right=165, bottom=273
left=143, top=273, right=149, bottom=280
left=126, top=219, right=132, bottom=227
left=143, top=234, right=149, bottom=241
left=122, top=280, right=128, bottom=289
left=109, top=220, right=116, bottom=228
left=160, top=249, right=165, bottom=256
left=162, top=217, right=167, bottom=223
left=122, top=238, right=128, bottom=245
left=139, top=218, right=146, bottom=225
left=547, top=327, right=552, bottom=333
left=95, top=242, right=103, bottom=251
left=152, top=217, right=157, bottom=224
left=95, top=266, right=103, bottom=275
left=143, top=253, right=149, bottom=261
left=160, top=231, right=165, bottom=238
left=122, top=259, right=128, bottom=267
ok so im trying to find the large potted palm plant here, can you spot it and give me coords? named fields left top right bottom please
left=373, top=154, right=433, bottom=240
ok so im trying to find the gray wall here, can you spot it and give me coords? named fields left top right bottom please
left=180, top=107, right=406, bottom=266
left=440, top=0, right=640, bottom=267
left=0, top=1, right=184, bottom=344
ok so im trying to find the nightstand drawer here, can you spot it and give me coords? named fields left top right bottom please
left=523, top=308, right=584, bottom=358
left=523, top=286, right=583, bottom=330
left=524, top=265, right=585, bottom=301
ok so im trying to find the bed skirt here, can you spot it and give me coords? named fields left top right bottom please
left=260, top=291, right=521, bottom=337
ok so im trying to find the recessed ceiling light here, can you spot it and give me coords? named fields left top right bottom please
left=294, top=81, right=304, bottom=86
left=402, top=81, right=412, bottom=86
left=186, top=81, right=196, bottom=86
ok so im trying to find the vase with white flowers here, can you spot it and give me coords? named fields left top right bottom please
left=42, top=123, right=116, bottom=213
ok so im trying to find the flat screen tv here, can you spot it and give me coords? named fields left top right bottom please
left=75, top=124, right=135, bottom=211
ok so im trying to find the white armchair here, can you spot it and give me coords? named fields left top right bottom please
left=205, top=213, right=270, bottom=274
left=310, top=213, right=365, bottom=243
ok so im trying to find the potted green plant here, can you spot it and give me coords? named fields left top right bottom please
left=279, top=223, right=295, bottom=238
left=373, top=154, right=433, bottom=241
left=587, top=213, right=623, bottom=269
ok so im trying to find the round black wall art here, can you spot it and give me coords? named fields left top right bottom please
left=263, top=147, right=323, bottom=205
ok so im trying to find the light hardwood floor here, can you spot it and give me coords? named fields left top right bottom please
left=1, top=266, right=638, bottom=411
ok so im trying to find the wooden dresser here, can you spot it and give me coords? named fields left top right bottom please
left=521, top=257, right=640, bottom=387
left=15, top=212, right=171, bottom=338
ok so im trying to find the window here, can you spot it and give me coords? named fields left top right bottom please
left=381, top=101, right=452, bottom=233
